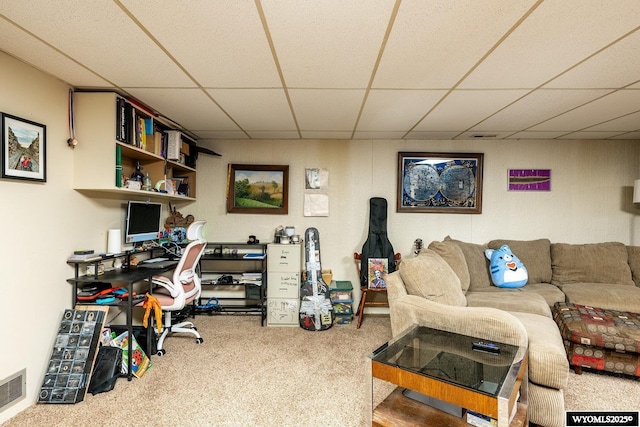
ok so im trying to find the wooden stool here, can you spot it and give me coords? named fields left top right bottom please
left=354, top=252, right=401, bottom=329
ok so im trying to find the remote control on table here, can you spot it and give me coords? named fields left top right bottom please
left=472, top=341, right=501, bottom=354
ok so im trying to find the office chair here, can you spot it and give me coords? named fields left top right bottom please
left=149, top=220, right=207, bottom=356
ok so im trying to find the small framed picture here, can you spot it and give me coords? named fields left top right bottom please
left=2, top=113, right=47, bottom=182
left=368, top=258, right=389, bottom=289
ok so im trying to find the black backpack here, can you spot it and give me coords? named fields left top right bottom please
left=88, top=345, right=122, bottom=395
left=359, top=197, right=396, bottom=287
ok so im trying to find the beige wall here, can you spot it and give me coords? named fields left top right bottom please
left=1, top=49, right=639, bottom=422
left=193, top=138, right=640, bottom=289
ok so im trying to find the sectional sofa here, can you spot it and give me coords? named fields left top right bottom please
left=385, top=237, right=640, bottom=427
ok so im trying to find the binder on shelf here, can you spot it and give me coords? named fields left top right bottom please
left=166, top=130, right=181, bottom=161
left=116, top=97, right=133, bottom=144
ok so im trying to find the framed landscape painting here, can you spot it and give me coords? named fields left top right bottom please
left=2, top=113, right=46, bottom=182
left=397, top=152, right=483, bottom=214
left=227, top=164, right=289, bottom=214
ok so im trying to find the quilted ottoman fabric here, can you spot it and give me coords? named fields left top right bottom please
left=553, top=302, right=640, bottom=376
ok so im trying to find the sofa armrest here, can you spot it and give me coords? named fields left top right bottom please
left=390, top=295, right=528, bottom=347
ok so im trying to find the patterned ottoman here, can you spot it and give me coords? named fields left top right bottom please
left=553, top=302, right=640, bottom=376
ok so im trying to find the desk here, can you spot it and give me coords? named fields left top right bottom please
left=67, top=261, right=176, bottom=380
left=369, top=325, right=528, bottom=426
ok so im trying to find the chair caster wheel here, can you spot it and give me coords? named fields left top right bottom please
left=156, top=349, right=166, bottom=356
left=196, top=338, right=203, bottom=344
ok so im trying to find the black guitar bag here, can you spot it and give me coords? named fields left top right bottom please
left=359, top=197, right=396, bottom=287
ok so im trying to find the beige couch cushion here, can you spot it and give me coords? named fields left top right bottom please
left=509, top=311, right=569, bottom=391
left=466, top=290, right=552, bottom=318
left=488, top=238, right=552, bottom=284
left=551, top=242, right=634, bottom=287
left=428, top=240, right=471, bottom=294
left=445, top=236, right=492, bottom=291
left=627, top=245, right=640, bottom=287
left=399, top=250, right=467, bottom=307
left=561, top=283, right=640, bottom=313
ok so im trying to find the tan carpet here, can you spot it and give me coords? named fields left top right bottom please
left=2, top=315, right=638, bottom=427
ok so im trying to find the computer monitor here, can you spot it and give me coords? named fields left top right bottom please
left=125, top=201, right=163, bottom=245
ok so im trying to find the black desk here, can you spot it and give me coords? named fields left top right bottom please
left=67, top=263, right=176, bottom=380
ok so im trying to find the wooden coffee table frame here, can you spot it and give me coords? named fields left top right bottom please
left=368, top=326, right=528, bottom=427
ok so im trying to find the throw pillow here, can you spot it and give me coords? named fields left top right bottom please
left=428, top=240, right=471, bottom=294
left=551, top=242, right=634, bottom=287
left=488, top=238, right=552, bottom=284
left=485, top=245, right=528, bottom=288
left=444, top=236, right=492, bottom=291
left=399, top=250, right=467, bottom=307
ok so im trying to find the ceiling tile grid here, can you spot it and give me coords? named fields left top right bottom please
left=0, top=0, right=638, bottom=141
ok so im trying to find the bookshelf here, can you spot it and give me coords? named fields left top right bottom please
left=73, top=91, right=197, bottom=202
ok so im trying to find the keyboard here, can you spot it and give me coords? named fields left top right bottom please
left=144, top=257, right=168, bottom=264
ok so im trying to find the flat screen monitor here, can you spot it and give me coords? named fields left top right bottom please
left=125, top=201, right=163, bottom=245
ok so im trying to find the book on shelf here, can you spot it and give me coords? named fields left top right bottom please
left=243, top=253, right=266, bottom=259
left=166, top=130, right=181, bottom=160
left=116, top=96, right=133, bottom=145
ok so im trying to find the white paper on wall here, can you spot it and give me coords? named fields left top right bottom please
left=304, top=168, right=329, bottom=216
left=304, top=193, right=329, bottom=217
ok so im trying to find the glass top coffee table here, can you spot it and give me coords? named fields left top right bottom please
left=368, top=325, right=528, bottom=427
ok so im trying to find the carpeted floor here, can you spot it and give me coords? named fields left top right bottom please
left=2, top=315, right=638, bottom=427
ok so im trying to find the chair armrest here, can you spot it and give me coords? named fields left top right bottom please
left=390, top=295, right=528, bottom=347
left=151, top=275, right=180, bottom=298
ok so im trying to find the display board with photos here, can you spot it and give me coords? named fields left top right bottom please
left=38, top=307, right=106, bottom=404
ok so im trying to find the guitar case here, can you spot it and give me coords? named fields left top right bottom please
left=299, top=227, right=334, bottom=331
left=359, top=197, right=396, bottom=287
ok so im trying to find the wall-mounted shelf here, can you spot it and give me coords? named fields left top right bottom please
left=72, top=92, right=198, bottom=203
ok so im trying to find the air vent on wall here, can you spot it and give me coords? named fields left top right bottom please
left=0, top=369, right=26, bottom=412
left=471, top=134, right=498, bottom=138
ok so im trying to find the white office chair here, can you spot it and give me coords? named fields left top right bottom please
left=150, top=220, right=207, bottom=356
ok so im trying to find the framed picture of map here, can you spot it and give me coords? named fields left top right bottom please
left=2, top=113, right=46, bottom=182
left=397, top=152, right=483, bottom=214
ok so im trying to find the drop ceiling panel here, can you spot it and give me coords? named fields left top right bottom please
left=374, top=0, right=538, bottom=89
left=611, top=131, right=640, bottom=139
left=545, top=30, right=640, bottom=89
left=195, top=131, right=248, bottom=140
left=246, top=130, right=301, bottom=139
left=125, top=88, right=241, bottom=132
left=583, top=111, right=640, bottom=132
left=301, top=131, right=353, bottom=139
left=529, top=90, right=640, bottom=131
left=0, top=19, right=110, bottom=87
left=405, top=131, right=462, bottom=140
left=414, top=90, right=528, bottom=132
left=207, top=88, right=296, bottom=131
left=261, top=0, right=394, bottom=88
left=558, top=131, right=625, bottom=140
left=357, top=90, right=445, bottom=131
left=353, top=131, right=407, bottom=139
left=460, top=1, right=640, bottom=89
left=508, top=131, right=569, bottom=139
left=119, top=0, right=281, bottom=88
left=0, top=0, right=192, bottom=88
left=472, top=89, right=612, bottom=132
left=289, top=89, right=365, bottom=131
